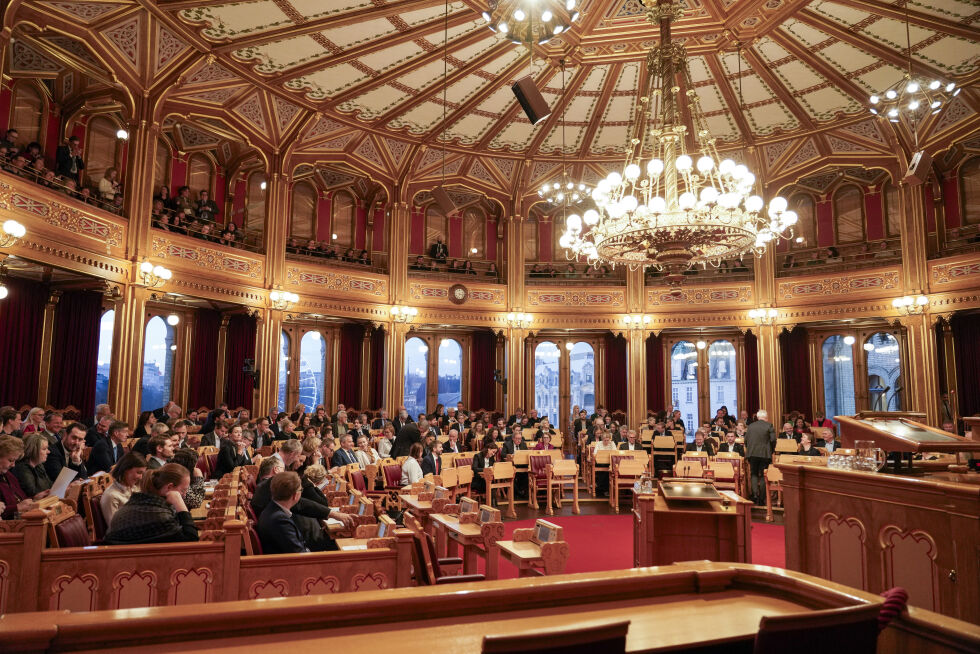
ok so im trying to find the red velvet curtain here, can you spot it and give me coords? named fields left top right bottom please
left=604, top=332, right=628, bottom=413
left=779, top=326, right=812, bottom=420
left=0, top=277, right=47, bottom=408
left=368, top=326, right=385, bottom=410
left=338, top=323, right=364, bottom=409
left=48, top=290, right=103, bottom=416
left=224, top=314, right=256, bottom=411
left=743, top=331, right=759, bottom=416
left=952, top=312, right=980, bottom=418
left=187, top=309, right=221, bottom=409
left=645, top=333, right=664, bottom=413
left=469, top=329, right=495, bottom=411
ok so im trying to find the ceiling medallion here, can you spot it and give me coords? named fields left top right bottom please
left=560, top=0, right=794, bottom=294
left=482, top=0, right=580, bottom=45
left=449, top=283, right=468, bottom=305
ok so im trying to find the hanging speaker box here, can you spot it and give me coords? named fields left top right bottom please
left=432, top=186, right=457, bottom=214
left=903, top=150, right=932, bottom=186
left=512, top=76, right=552, bottom=125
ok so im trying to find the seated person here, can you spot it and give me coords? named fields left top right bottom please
left=486, top=262, right=498, bottom=277
left=301, top=464, right=331, bottom=505
left=214, top=425, right=250, bottom=478
left=170, top=448, right=206, bottom=509
left=98, top=168, right=121, bottom=201
left=778, top=422, right=797, bottom=441
left=534, top=432, right=557, bottom=450
left=320, top=242, right=338, bottom=258
left=146, top=433, right=174, bottom=470
left=421, top=440, right=443, bottom=476
left=429, top=236, right=448, bottom=263
left=358, top=249, right=371, bottom=265
left=195, top=190, right=218, bottom=222
left=101, top=453, right=148, bottom=524
left=341, top=248, right=355, bottom=262
left=798, top=434, right=821, bottom=457
left=286, top=237, right=301, bottom=254
left=400, top=442, right=425, bottom=485
left=825, top=246, right=842, bottom=263
left=471, top=439, right=498, bottom=495
left=103, top=463, right=198, bottom=545
left=534, top=419, right=556, bottom=440
left=257, top=471, right=309, bottom=554
left=684, top=429, right=715, bottom=455
left=354, top=434, right=381, bottom=468
left=592, top=432, right=617, bottom=495
left=442, top=428, right=462, bottom=453
left=873, top=240, right=893, bottom=258
left=619, top=430, right=644, bottom=451
left=12, top=433, right=53, bottom=499
left=501, top=427, right=529, bottom=459
left=377, top=424, right=396, bottom=457
left=717, top=431, right=745, bottom=455
left=44, top=421, right=89, bottom=481
left=151, top=199, right=170, bottom=230
left=0, top=436, right=33, bottom=519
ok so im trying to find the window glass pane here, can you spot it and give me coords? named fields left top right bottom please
left=865, top=332, right=903, bottom=411
left=278, top=331, right=289, bottom=411
left=299, top=331, right=326, bottom=410
left=187, top=154, right=212, bottom=197
left=708, top=340, right=737, bottom=419
left=154, top=139, right=170, bottom=191
left=790, top=194, right=815, bottom=249
left=437, top=339, right=462, bottom=407
left=569, top=342, right=595, bottom=417
left=85, top=116, right=117, bottom=188
left=333, top=192, right=355, bottom=249
left=670, top=341, right=698, bottom=438
left=141, top=316, right=175, bottom=411
left=962, top=158, right=980, bottom=226
left=404, top=337, right=428, bottom=419
left=534, top=342, right=560, bottom=424
left=463, top=209, right=485, bottom=258
left=522, top=220, right=538, bottom=262
left=95, top=310, right=114, bottom=407
left=822, top=335, right=856, bottom=424
left=834, top=186, right=864, bottom=243
left=246, top=172, right=266, bottom=232
left=291, top=182, right=316, bottom=240
left=10, top=84, right=42, bottom=146
left=884, top=182, right=902, bottom=236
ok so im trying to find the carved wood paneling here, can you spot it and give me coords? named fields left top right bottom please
left=285, top=264, right=389, bottom=300
left=48, top=573, right=99, bottom=612
left=879, top=526, right=942, bottom=614
left=646, top=284, right=754, bottom=309
left=409, top=280, right=505, bottom=309
left=526, top=287, right=626, bottom=311
left=111, top=570, right=158, bottom=609
left=776, top=269, right=902, bottom=303
left=151, top=236, right=263, bottom=280
left=818, top=512, right=868, bottom=591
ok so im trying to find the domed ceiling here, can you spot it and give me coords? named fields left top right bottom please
left=9, top=0, right=980, bottom=193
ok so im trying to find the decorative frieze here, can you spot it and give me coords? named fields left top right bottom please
left=776, top=269, right=901, bottom=302
left=151, top=237, right=262, bottom=279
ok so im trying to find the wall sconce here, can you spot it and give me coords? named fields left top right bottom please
left=892, top=295, right=928, bottom=315
left=0, top=220, right=26, bottom=248
left=116, top=128, right=129, bottom=140
left=748, top=307, right=778, bottom=325
left=138, top=260, right=172, bottom=288
left=623, top=314, right=651, bottom=328
left=270, top=289, right=299, bottom=310
left=506, top=312, right=532, bottom=328
left=391, top=305, right=419, bottom=322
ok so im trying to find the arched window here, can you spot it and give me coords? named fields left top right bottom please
left=187, top=153, right=214, bottom=197
left=568, top=342, right=595, bottom=417
left=865, top=332, right=903, bottom=411
left=95, top=310, right=114, bottom=407
left=961, top=157, right=980, bottom=226
left=534, top=342, right=560, bottom=424
left=670, top=341, right=698, bottom=438
left=523, top=216, right=539, bottom=262
left=85, top=116, right=120, bottom=187
left=278, top=330, right=289, bottom=411
left=291, top=182, right=317, bottom=240
left=141, top=316, right=175, bottom=411
left=790, top=193, right=816, bottom=249
left=884, top=181, right=902, bottom=236
left=154, top=138, right=171, bottom=192
left=10, top=82, right=43, bottom=146
left=834, top=185, right=865, bottom=243
left=246, top=171, right=266, bottom=232
left=463, top=208, right=485, bottom=259
left=822, top=335, right=856, bottom=424
left=437, top=339, right=462, bottom=407
left=708, top=340, right=737, bottom=419
left=299, top=330, right=326, bottom=410
left=425, top=204, right=447, bottom=254
left=404, top=337, right=428, bottom=418
left=332, top=191, right=355, bottom=249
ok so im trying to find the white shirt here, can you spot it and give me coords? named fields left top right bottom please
left=151, top=456, right=168, bottom=467
left=355, top=448, right=380, bottom=468
left=377, top=438, right=393, bottom=458
left=100, top=482, right=134, bottom=524
left=400, top=457, right=423, bottom=486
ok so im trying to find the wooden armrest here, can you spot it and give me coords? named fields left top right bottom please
left=435, top=574, right=486, bottom=585
left=512, top=528, right=535, bottom=542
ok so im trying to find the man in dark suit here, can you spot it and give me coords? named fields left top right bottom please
left=717, top=432, right=746, bottom=456
left=684, top=429, right=715, bottom=456
left=371, top=409, right=390, bottom=430
left=214, top=430, right=250, bottom=478
left=391, top=422, right=420, bottom=458
left=391, top=407, right=414, bottom=435
left=428, top=236, right=448, bottom=262
left=44, top=422, right=89, bottom=480
left=252, top=466, right=352, bottom=552
left=199, top=421, right=227, bottom=447
left=83, top=403, right=112, bottom=431
left=252, top=417, right=273, bottom=450
left=618, top=430, right=644, bottom=451
left=55, top=135, right=84, bottom=184
left=501, top=430, right=529, bottom=499
left=89, top=421, right=130, bottom=474
left=745, top=409, right=776, bottom=505
left=331, top=435, right=359, bottom=468
left=421, top=441, right=443, bottom=476
left=257, top=472, right=309, bottom=554
left=86, top=414, right=113, bottom=447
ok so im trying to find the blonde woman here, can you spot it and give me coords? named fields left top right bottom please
left=99, top=167, right=121, bottom=200
left=21, top=407, right=44, bottom=435
left=354, top=434, right=380, bottom=468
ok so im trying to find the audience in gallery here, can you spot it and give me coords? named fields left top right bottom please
left=152, top=184, right=252, bottom=250
left=285, top=237, right=373, bottom=266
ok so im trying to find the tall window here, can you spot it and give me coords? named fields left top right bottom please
left=865, top=332, right=903, bottom=411
left=333, top=191, right=355, bottom=250
left=95, top=310, right=114, bottom=407
left=834, top=185, right=864, bottom=243
left=437, top=339, right=462, bottom=406
left=404, top=337, right=428, bottom=418
left=463, top=209, right=485, bottom=258
left=246, top=172, right=266, bottom=232
left=299, top=330, right=326, bottom=410
left=187, top=153, right=214, bottom=197
left=708, top=340, right=737, bottom=419
left=278, top=330, right=289, bottom=411
left=884, top=182, right=901, bottom=236
left=154, top=138, right=171, bottom=192
left=141, top=316, right=175, bottom=411
left=522, top=218, right=539, bottom=262
left=85, top=116, right=120, bottom=187
left=822, top=335, right=856, bottom=423
left=962, top=157, right=980, bottom=225
left=670, top=341, right=698, bottom=438
left=568, top=342, right=595, bottom=417
left=534, top=342, right=560, bottom=423
left=790, top=193, right=816, bottom=248
left=10, top=83, right=43, bottom=146
left=291, top=182, right=316, bottom=240
left=425, top=205, right=447, bottom=253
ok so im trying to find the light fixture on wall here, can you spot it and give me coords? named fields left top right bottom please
left=166, top=294, right=180, bottom=326
left=892, top=294, right=928, bottom=316
left=506, top=312, right=532, bottom=328
left=138, top=260, right=172, bottom=288
left=747, top=308, right=778, bottom=326
left=260, top=180, right=268, bottom=191
left=0, top=263, right=8, bottom=300
left=843, top=335, right=856, bottom=346
left=116, top=128, right=129, bottom=140
left=391, top=305, right=419, bottom=322
left=0, top=220, right=26, bottom=248
left=309, top=314, right=321, bottom=340
left=269, top=289, right=299, bottom=310
left=623, top=314, right=651, bottom=328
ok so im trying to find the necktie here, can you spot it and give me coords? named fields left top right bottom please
left=114, top=444, right=121, bottom=461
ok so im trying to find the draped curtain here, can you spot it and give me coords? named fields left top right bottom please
left=645, top=333, right=664, bottom=413
left=0, top=277, right=48, bottom=408
left=604, top=332, right=628, bottom=413
left=779, top=326, right=812, bottom=420
left=368, top=326, right=385, bottom=410
left=48, top=290, right=103, bottom=416
left=743, top=331, right=760, bottom=416
left=224, top=314, right=256, bottom=410
left=469, top=329, right=495, bottom=411
left=187, top=309, right=221, bottom=409
left=338, top=323, right=364, bottom=409
left=952, top=313, right=980, bottom=418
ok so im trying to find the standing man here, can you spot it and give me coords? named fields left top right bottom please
left=55, top=135, right=84, bottom=185
left=744, top=409, right=776, bottom=505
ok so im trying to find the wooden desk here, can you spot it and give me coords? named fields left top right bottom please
left=429, top=513, right=503, bottom=579
left=334, top=538, right=370, bottom=551
left=632, top=490, right=752, bottom=567
left=9, top=563, right=977, bottom=653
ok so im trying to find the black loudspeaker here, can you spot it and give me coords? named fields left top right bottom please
left=903, top=150, right=932, bottom=186
left=512, top=76, right=551, bottom=125
left=431, top=185, right=456, bottom=215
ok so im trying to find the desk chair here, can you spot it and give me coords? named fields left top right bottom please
left=45, top=503, right=91, bottom=548
left=546, top=459, right=579, bottom=515
left=754, top=602, right=881, bottom=654
left=774, top=439, right=799, bottom=454
left=481, top=462, right=516, bottom=518
left=528, top=454, right=552, bottom=511
left=672, top=460, right=705, bottom=479
left=405, top=513, right=484, bottom=586
left=651, top=435, right=677, bottom=478
left=712, top=452, right=745, bottom=495
left=610, top=458, right=647, bottom=512
left=764, top=465, right=783, bottom=522
left=482, top=620, right=630, bottom=654
left=707, top=460, right=737, bottom=492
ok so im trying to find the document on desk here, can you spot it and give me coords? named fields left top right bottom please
left=51, top=467, right=79, bottom=499
left=325, top=518, right=343, bottom=527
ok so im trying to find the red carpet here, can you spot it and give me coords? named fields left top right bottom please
left=483, top=515, right=784, bottom=579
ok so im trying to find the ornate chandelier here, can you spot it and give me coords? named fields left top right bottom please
left=560, top=0, right=793, bottom=288
left=482, top=0, right=580, bottom=45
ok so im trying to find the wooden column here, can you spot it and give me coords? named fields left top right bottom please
left=263, top=153, right=289, bottom=289
left=505, top=215, right=524, bottom=311
left=328, top=326, right=341, bottom=411
left=107, top=282, right=149, bottom=424
left=172, top=310, right=193, bottom=412
left=494, top=331, right=506, bottom=412
left=756, top=324, right=783, bottom=424
left=214, top=314, right=230, bottom=407
left=253, top=308, right=283, bottom=414
left=360, top=326, right=373, bottom=410
left=389, top=201, right=410, bottom=303
left=902, top=313, right=940, bottom=426
left=939, top=320, right=958, bottom=423
left=899, top=183, right=930, bottom=294
left=626, top=326, right=647, bottom=430
left=505, top=326, right=526, bottom=417
left=35, top=290, right=61, bottom=406
left=384, top=321, right=409, bottom=415
left=123, top=98, right=159, bottom=261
